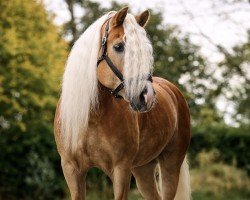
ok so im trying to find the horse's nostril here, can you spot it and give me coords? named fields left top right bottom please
left=142, top=87, right=148, bottom=95
left=139, top=87, right=147, bottom=102
left=139, top=91, right=145, bottom=102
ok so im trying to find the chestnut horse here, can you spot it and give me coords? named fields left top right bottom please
left=54, top=7, right=191, bottom=200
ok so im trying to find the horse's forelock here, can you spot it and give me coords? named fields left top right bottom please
left=123, top=14, right=154, bottom=100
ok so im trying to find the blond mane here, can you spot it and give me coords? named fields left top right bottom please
left=60, top=14, right=110, bottom=152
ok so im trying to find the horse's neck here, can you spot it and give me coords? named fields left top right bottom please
left=89, top=83, right=134, bottom=124
left=97, top=84, right=116, bottom=111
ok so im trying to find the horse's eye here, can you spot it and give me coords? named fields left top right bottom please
left=113, top=43, right=124, bottom=53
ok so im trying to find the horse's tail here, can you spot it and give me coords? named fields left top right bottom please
left=174, top=156, right=191, bottom=200
left=157, top=156, right=191, bottom=199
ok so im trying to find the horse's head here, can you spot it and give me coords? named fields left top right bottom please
left=97, top=7, right=155, bottom=113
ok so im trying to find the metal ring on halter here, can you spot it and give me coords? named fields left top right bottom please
left=97, top=18, right=153, bottom=99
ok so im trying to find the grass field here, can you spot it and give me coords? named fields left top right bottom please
left=85, top=189, right=250, bottom=200
left=85, top=186, right=250, bottom=200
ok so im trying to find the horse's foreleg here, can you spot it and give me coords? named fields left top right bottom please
left=112, top=166, right=132, bottom=200
left=132, top=160, right=161, bottom=200
left=61, top=159, right=87, bottom=200
left=158, top=152, right=185, bottom=200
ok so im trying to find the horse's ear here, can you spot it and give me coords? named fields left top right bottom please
left=136, top=10, right=150, bottom=27
left=110, top=7, right=128, bottom=27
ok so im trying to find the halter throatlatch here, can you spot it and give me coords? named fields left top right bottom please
left=97, top=18, right=153, bottom=98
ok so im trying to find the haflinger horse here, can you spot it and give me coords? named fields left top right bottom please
left=54, top=7, right=191, bottom=200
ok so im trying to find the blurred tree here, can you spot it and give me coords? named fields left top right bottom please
left=0, top=0, right=66, bottom=199
left=175, top=0, right=250, bottom=126
left=218, top=31, right=250, bottom=126
left=64, top=0, right=78, bottom=46
left=64, top=0, right=106, bottom=47
left=190, top=124, right=250, bottom=174
left=145, top=11, right=221, bottom=125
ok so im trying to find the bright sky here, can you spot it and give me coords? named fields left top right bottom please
left=44, top=0, right=250, bottom=125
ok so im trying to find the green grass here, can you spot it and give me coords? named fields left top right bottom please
left=85, top=189, right=250, bottom=200
left=192, top=190, right=250, bottom=200
left=86, top=189, right=143, bottom=200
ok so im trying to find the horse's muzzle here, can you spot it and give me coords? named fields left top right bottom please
left=130, top=81, right=156, bottom=113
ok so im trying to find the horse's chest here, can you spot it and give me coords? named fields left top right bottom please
left=84, top=115, right=140, bottom=168
left=84, top=104, right=176, bottom=168
left=132, top=109, right=177, bottom=166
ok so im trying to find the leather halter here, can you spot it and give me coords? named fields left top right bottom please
left=97, top=18, right=153, bottom=98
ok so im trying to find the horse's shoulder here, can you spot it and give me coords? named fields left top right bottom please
left=54, top=98, right=61, bottom=126
left=53, top=98, right=65, bottom=155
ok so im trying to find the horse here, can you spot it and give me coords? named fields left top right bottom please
left=54, top=7, right=191, bottom=200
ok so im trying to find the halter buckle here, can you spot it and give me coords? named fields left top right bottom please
left=102, top=37, right=107, bottom=46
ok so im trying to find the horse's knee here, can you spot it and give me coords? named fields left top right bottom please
left=61, top=160, right=87, bottom=200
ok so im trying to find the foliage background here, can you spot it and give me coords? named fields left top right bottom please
left=0, top=0, right=249, bottom=199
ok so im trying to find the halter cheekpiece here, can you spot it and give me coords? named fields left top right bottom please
left=97, top=18, right=153, bottom=98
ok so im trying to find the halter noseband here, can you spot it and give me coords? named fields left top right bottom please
left=97, top=18, right=153, bottom=98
